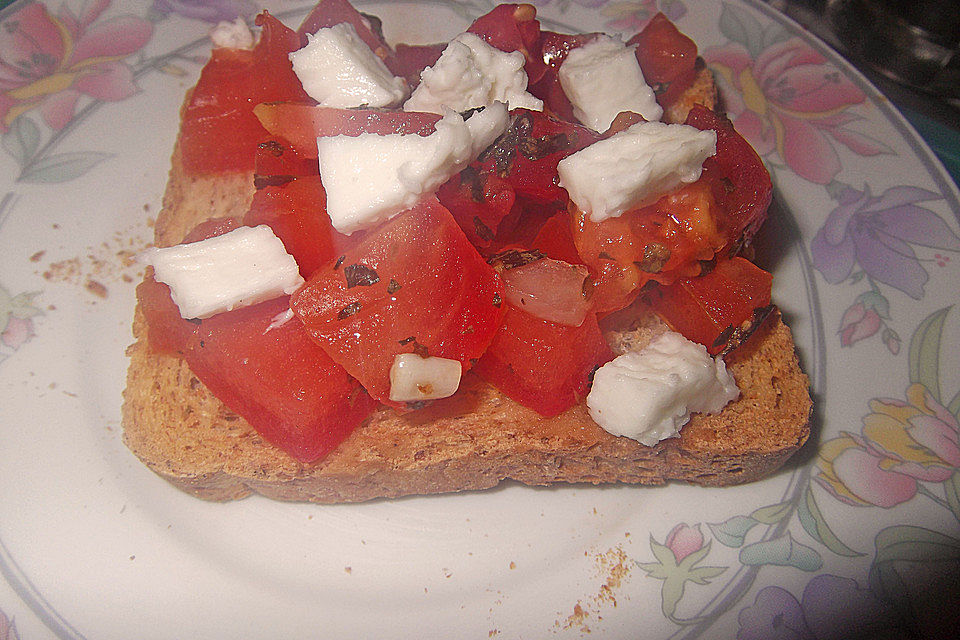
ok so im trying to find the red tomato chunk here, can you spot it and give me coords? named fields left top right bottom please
left=291, top=199, right=506, bottom=409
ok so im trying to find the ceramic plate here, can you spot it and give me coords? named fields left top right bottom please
left=2, top=1, right=959, bottom=638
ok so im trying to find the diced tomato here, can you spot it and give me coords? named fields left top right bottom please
left=466, top=3, right=545, bottom=85
left=387, top=42, right=445, bottom=87
left=243, top=176, right=347, bottom=278
left=291, top=199, right=505, bottom=408
left=255, top=139, right=319, bottom=179
left=179, top=12, right=310, bottom=174
left=571, top=106, right=773, bottom=313
left=437, top=169, right=516, bottom=250
left=183, top=296, right=376, bottom=462
left=685, top=105, right=772, bottom=249
left=254, top=103, right=440, bottom=157
left=297, top=0, right=395, bottom=66
left=628, top=13, right=698, bottom=108
left=642, top=257, right=772, bottom=354
left=476, top=109, right=600, bottom=204
left=474, top=307, right=612, bottom=417
left=573, top=180, right=725, bottom=313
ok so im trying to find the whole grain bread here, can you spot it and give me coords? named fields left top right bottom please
left=121, top=64, right=811, bottom=503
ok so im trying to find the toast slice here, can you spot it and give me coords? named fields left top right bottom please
left=121, top=64, right=811, bottom=503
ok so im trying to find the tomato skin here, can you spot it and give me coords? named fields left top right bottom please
left=628, top=13, right=698, bottom=108
left=466, top=4, right=545, bottom=84
left=437, top=169, right=516, bottom=251
left=573, top=180, right=725, bottom=313
left=685, top=105, right=772, bottom=249
left=643, top=257, right=772, bottom=354
left=255, top=139, right=319, bottom=179
left=243, top=176, right=348, bottom=278
left=474, top=307, right=613, bottom=417
left=291, top=199, right=506, bottom=408
left=180, top=12, right=309, bottom=175
left=478, top=109, right=601, bottom=205
left=387, top=42, right=445, bottom=87
left=137, top=275, right=195, bottom=356
left=254, top=104, right=440, bottom=157
left=184, top=296, right=376, bottom=463
left=297, top=0, right=394, bottom=62
left=531, top=212, right=582, bottom=265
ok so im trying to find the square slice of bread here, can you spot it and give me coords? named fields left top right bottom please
left=121, top=67, right=811, bottom=503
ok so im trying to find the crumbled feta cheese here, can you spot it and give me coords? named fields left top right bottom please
left=389, top=354, right=463, bottom=402
left=586, top=332, right=739, bottom=446
left=141, top=225, right=304, bottom=320
left=404, top=32, right=543, bottom=114
left=318, top=102, right=509, bottom=233
left=209, top=17, right=255, bottom=50
left=558, top=35, right=662, bottom=131
left=289, top=22, right=407, bottom=108
left=557, top=120, right=716, bottom=222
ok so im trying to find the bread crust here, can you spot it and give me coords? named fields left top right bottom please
left=121, top=60, right=811, bottom=503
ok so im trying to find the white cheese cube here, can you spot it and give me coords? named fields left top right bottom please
left=318, top=103, right=509, bottom=234
left=404, top=32, right=542, bottom=114
left=389, top=354, right=462, bottom=402
left=557, top=120, right=717, bottom=222
left=586, top=332, right=739, bottom=446
left=558, top=35, right=662, bottom=131
left=289, top=22, right=407, bottom=108
left=141, top=225, right=304, bottom=320
left=209, top=17, right=255, bottom=50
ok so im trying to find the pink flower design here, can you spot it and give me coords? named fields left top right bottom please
left=664, top=522, right=704, bottom=562
left=705, top=38, right=881, bottom=184
left=838, top=301, right=880, bottom=347
left=0, top=1, right=153, bottom=132
left=1, top=314, right=34, bottom=350
left=817, top=384, right=959, bottom=508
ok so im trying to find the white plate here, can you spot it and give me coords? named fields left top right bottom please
left=2, top=1, right=959, bottom=638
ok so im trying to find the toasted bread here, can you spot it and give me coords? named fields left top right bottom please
left=121, top=62, right=811, bottom=503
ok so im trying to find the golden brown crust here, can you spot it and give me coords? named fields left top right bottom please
left=121, top=63, right=811, bottom=503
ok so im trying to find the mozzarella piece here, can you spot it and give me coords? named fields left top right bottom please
left=586, top=332, right=739, bottom=446
left=318, top=103, right=509, bottom=233
left=557, top=120, right=716, bottom=222
left=389, top=354, right=463, bottom=402
left=209, top=17, right=255, bottom=50
left=404, top=32, right=542, bottom=114
left=558, top=35, right=662, bottom=131
left=289, top=22, right=407, bottom=108
left=141, top=225, right=304, bottom=320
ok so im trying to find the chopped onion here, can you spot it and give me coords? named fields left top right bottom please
left=501, top=258, right=591, bottom=326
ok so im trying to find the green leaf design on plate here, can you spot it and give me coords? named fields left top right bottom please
left=739, top=531, right=822, bottom=571
left=797, top=486, right=863, bottom=557
left=908, top=307, right=950, bottom=401
left=760, top=22, right=791, bottom=50
left=708, top=515, right=759, bottom=547
left=18, top=151, right=113, bottom=184
left=2, top=116, right=41, bottom=167
left=873, top=525, right=960, bottom=564
left=750, top=500, right=793, bottom=524
left=944, top=470, right=960, bottom=525
left=718, top=2, right=765, bottom=58
left=869, top=525, right=960, bottom=630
